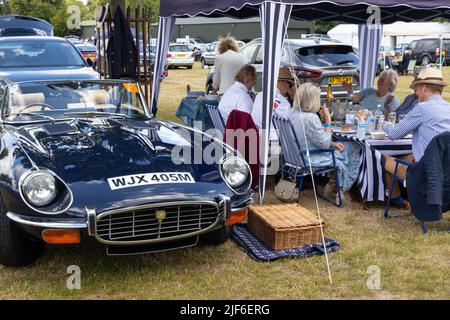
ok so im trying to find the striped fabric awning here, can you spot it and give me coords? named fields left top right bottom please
left=152, top=0, right=450, bottom=203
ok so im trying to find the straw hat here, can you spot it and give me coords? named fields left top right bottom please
left=410, top=67, right=448, bottom=89
left=278, top=67, right=295, bottom=84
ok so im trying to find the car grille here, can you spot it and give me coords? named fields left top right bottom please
left=96, top=203, right=220, bottom=243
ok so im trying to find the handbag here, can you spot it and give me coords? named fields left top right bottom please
left=274, top=167, right=300, bottom=202
left=274, top=178, right=299, bottom=202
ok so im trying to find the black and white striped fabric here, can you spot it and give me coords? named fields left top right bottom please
left=205, top=103, right=225, bottom=136
left=272, top=116, right=302, bottom=168
left=358, top=24, right=383, bottom=90
left=150, top=16, right=175, bottom=115
left=333, top=133, right=412, bottom=201
left=258, top=2, right=292, bottom=202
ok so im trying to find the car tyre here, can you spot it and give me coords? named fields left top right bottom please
left=187, top=65, right=193, bottom=69
left=200, top=225, right=230, bottom=245
left=422, top=55, right=430, bottom=66
left=0, top=197, right=45, bottom=267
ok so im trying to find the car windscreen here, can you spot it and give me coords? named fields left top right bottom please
left=4, top=81, right=148, bottom=121
left=0, top=40, right=86, bottom=68
left=169, top=45, right=191, bottom=52
left=296, top=45, right=359, bottom=67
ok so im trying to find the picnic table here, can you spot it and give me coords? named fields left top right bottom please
left=175, top=94, right=217, bottom=131
left=333, top=131, right=413, bottom=202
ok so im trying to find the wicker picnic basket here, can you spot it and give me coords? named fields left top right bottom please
left=247, top=204, right=326, bottom=250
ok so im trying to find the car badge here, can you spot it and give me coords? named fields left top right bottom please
left=155, top=210, right=166, bottom=222
left=338, top=69, right=344, bottom=75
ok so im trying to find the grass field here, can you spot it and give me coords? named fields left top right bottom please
left=0, top=63, right=449, bottom=300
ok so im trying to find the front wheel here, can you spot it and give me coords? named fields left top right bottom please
left=0, top=198, right=45, bottom=267
left=200, top=225, right=230, bottom=245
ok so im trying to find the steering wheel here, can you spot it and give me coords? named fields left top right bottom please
left=21, top=103, right=54, bottom=112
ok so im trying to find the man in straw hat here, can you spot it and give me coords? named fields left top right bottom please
left=251, top=66, right=296, bottom=140
left=382, top=67, right=450, bottom=209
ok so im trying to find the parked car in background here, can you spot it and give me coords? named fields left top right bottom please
left=302, top=33, right=332, bottom=40
left=206, top=38, right=360, bottom=98
left=0, top=15, right=53, bottom=37
left=65, top=36, right=98, bottom=63
left=0, top=79, right=253, bottom=266
left=409, top=37, right=450, bottom=66
left=167, top=44, right=195, bottom=69
left=395, top=43, right=410, bottom=55
left=176, top=37, right=208, bottom=51
left=0, top=37, right=100, bottom=82
left=200, top=40, right=245, bottom=68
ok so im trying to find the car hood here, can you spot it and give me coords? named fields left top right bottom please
left=8, top=118, right=236, bottom=215
left=0, top=66, right=100, bottom=82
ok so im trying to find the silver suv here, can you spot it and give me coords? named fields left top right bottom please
left=206, top=38, right=360, bottom=99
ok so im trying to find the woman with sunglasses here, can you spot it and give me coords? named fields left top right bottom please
left=288, top=82, right=361, bottom=202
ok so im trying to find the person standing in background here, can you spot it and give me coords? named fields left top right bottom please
left=213, top=35, right=246, bottom=95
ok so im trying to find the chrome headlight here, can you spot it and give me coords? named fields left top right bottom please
left=221, top=156, right=249, bottom=188
left=21, top=171, right=57, bottom=207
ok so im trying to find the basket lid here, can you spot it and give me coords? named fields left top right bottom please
left=249, top=204, right=325, bottom=230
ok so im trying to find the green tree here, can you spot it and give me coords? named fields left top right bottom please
left=7, top=0, right=63, bottom=23
left=126, top=0, right=159, bottom=22
left=314, top=21, right=339, bottom=34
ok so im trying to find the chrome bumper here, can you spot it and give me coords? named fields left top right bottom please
left=6, top=194, right=253, bottom=242
left=6, top=212, right=87, bottom=229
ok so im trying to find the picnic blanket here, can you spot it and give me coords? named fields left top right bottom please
left=231, top=224, right=340, bottom=262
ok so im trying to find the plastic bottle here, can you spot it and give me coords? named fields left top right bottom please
left=345, top=102, right=355, bottom=127
left=374, top=104, right=385, bottom=131
left=366, top=112, right=376, bottom=133
left=357, top=118, right=366, bottom=140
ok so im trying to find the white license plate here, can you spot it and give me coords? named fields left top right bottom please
left=108, top=172, right=195, bottom=190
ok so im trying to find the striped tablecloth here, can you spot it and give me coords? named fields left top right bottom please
left=333, top=133, right=413, bottom=202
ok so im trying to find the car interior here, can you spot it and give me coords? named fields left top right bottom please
left=5, top=83, right=147, bottom=119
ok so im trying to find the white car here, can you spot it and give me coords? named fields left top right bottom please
left=176, top=37, right=207, bottom=51
left=167, top=44, right=195, bottom=69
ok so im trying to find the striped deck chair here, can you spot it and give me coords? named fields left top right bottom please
left=272, top=115, right=342, bottom=208
left=205, top=102, right=225, bottom=138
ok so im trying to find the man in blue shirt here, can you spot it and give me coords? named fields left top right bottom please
left=382, top=68, right=450, bottom=209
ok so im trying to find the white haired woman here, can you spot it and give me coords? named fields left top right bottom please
left=287, top=82, right=361, bottom=200
left=343, top=70, right=401, bottom=114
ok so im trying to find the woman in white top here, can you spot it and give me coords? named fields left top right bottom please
left=213, top=36, right=246, bottom=95
left=288, top=82, right=361, bottom=200
left=218, top=64, right=257, bottom=124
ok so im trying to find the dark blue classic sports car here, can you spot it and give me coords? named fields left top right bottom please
left=0, top=79, right=253, bottom=266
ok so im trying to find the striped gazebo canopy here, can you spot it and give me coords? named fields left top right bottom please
left=152, top=0, right=450, bottom=203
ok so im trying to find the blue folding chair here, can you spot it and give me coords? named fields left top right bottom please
left=272, top=115, right=342, bottom=208
left=205, top=103, right=226, bottom=137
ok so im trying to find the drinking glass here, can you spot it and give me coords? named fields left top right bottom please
left=388, top=112, right=396, bottom=124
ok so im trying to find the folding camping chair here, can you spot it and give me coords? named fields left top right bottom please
left=384, top=132, right=450, bottom=233
left=205, top=102, right=225, bottom=138
left=272, top=115, right=342, bottom=207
